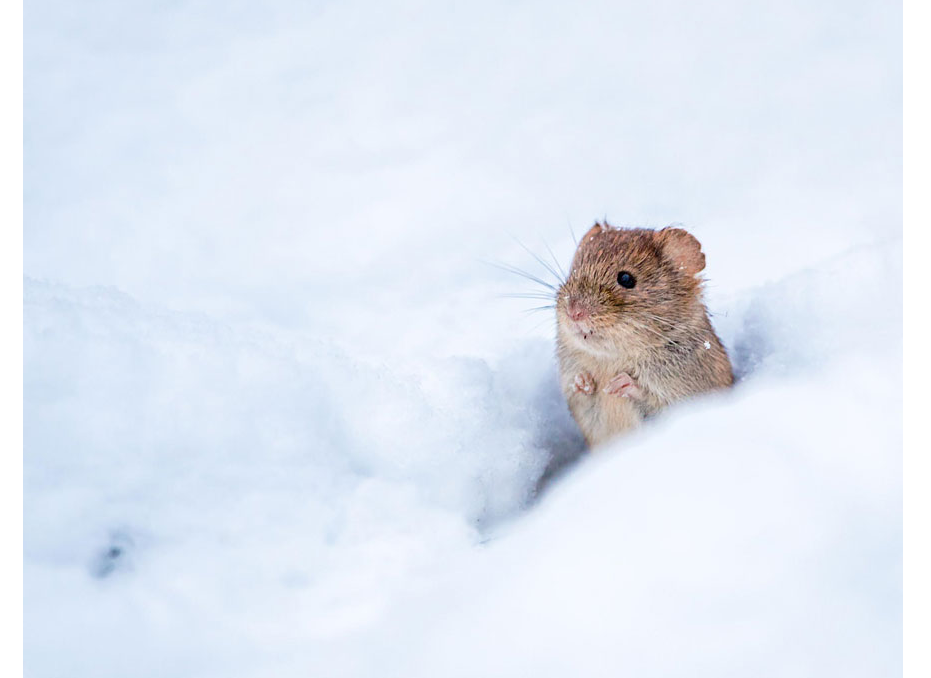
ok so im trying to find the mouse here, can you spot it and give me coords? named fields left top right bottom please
left=556, top=222, right=733, bottom=447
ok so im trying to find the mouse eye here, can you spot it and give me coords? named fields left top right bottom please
left=617, top=271, right=636, bottom=289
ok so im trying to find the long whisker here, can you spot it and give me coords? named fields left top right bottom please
left=639, top=313, right=680, bottom=328
left=543, top=239, right=568, bottom=282
left=640, top=312, right=708, bottom=335
left=495, top=293, right=556, bottom=306
left=497, top=292, right=557, bottom=301
left=511, top=237, right=566, bottom=287
left=623, top=317, right=688, bottom=349
left=525, top=315, right=558, bottom=336
left=523, top=304, right=556, bottom=314
left=483, top=260, right=558, bottom=292
left=636, top=313, right=715, bottom=347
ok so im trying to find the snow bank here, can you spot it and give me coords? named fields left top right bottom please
left=24, top=276, right=581, bottom=676
left=25, top=0, right=900, bottom=675
left=394, top=243, right=903, bottom=678
left=24, top=238, right=901, bottom=677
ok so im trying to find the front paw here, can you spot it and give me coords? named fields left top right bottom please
left=603, top=372, right=643, bottom=400
left=573, top=371, right=596, bottom=395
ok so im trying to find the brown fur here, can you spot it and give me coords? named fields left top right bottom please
left=557, top=222, right=733, bottom=447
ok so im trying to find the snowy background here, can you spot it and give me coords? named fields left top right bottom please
left=24, top=1, right=902, bottom=676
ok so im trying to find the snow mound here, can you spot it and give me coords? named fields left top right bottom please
left=24, top=239, right=901, bottom=677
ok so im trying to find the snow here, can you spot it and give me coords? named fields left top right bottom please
left=25, top=0, right=901, bottom=676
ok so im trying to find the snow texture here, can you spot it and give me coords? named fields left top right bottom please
left=25, top=0, right=901, bottom=676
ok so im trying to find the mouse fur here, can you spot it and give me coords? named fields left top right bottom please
left=556, top=222, right=733, bottom=447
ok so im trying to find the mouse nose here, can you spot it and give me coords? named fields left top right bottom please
left=567, top=299, right=589, bottom=322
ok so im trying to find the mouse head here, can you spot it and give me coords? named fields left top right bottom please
left=556, top=222, right=707, bottom=354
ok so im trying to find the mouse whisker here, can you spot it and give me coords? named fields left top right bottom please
left=567, top=219, right=578, bottom=247
left=497, top=292, right=557, bottom=301
left=511, top=238, right=566, bottom=286
left=639, top=317, right=706, bottom=344
left=525, top=315, right=558, bottom=336
left=542, top=239, right=568, bottom=282
left=640, top=313, right=683, bottom=328
left=624, top=318, right=688, bottom=349
left=485, top=260, right=558, bottom=292
left=639, top=313, right=714, bottom=343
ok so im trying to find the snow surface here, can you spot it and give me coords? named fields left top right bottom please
left=25, top=0, right=901, bottom=676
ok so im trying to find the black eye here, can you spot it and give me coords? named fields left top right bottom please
left=617, top=271, right=636, bottom=289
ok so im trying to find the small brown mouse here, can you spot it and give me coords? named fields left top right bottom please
left=556, top=222, right=733, bottom=447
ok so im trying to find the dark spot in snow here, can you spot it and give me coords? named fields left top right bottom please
left=90, top=531, right=135, bottom=579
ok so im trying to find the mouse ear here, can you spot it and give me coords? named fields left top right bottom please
left=580, top=221, right=611, bottom=244
left=657, top=227, right=705, bottom=275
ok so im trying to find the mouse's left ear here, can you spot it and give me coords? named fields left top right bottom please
left=656, top=227, right=705, bottom=276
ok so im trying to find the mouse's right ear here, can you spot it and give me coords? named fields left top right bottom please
left=580, top=222, right=610, bottom=244
left=656, top=227, right=705, bottom=276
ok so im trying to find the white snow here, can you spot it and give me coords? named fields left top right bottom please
left=25, top=0, right=901, bottom=676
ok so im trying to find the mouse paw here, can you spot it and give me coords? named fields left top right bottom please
left=573, top=372, right=596, bottom=395
left=603, top=372, right=643, bottom=400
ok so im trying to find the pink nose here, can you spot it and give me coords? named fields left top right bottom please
left=567, top=300, right=588, bottom=322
